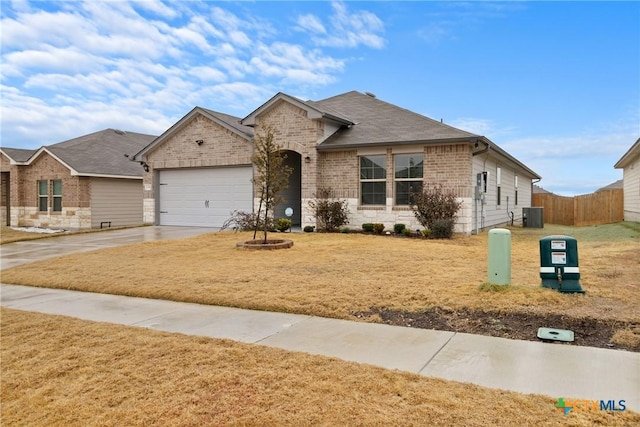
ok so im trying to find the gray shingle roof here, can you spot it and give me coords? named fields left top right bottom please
left=313, top=91, right=479, bottom=149
left=47, top=129, right=156, bottom=177
left=1, top=147, right=37, bottom=162
left=200, top=108, right=254, bottom=138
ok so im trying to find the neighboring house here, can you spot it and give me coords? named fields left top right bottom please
left=533, top=184, right=553, bottom=194
left=614, top=137, right=640, bottom=222
left=132, top=91, right=541, bottom=234
left=1, top=129, right=156, bottom=229
left=595, top=179, right=623, bottom=192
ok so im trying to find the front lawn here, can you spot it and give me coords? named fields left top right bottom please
left=2, top=308, right=637, bottom=426
left=2, top=223, right=638, bottom=349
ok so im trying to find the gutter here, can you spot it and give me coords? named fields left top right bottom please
left=471, top=138, right=490, bottom=156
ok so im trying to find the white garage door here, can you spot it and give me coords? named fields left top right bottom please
left=158, top=167, right=252, bottom=227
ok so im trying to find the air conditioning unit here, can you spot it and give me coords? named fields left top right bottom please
left=523, top=207, right=544, bottom=228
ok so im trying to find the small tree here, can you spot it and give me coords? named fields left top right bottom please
left=252, top=127, right=292, bottom=243
left=308, top=187, right=349, bottom=232
left=411, top=183, right=462, bottom=238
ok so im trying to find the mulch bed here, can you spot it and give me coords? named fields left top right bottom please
left=354, top=307, right=640, bottom=352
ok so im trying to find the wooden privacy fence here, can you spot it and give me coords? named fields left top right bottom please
left=533, top=189, right=623, bottom=226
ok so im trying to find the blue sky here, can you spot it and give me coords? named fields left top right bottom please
left=1, top=1, right=638, bottom=196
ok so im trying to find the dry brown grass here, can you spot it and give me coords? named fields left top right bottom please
left=2, top=308, right=637, bottom=426
left=2, top=224, right=638, bottom=324
left=0, top=226, right=65, bottom=244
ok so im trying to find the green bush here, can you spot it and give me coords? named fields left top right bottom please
left=303, top=225, right=315, bottom=233
left=362, top=223, right=374, bottom=232
left=275, top=218, right=292, bottom=232
left=373, top=223, right=385, bottom=234
left=422, top=229, right=431, bottom=238
left=403, top=229, right=412, bottom=237
left=341, top=227, right=350, bottom=234
left=393, top=223, right=406, bottom=234
left=430, top=219, right=455, bottom=239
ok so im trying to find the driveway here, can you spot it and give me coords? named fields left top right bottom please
left=0, top=226, right=216, bottom=270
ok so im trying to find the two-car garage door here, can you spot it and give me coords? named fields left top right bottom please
left=158, top=167, right=252, bottom=227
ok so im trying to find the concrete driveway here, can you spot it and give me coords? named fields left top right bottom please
left=0, top=226, right=216, bottom=270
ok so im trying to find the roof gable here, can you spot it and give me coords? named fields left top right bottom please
left=133, top=107, right=252, bottom=161
left=0, top=147, right=38, bottom=163
left=241, top=92, right=354, bottom=127
left=614, top=137, right=640, bottom=169
left=2, top=129, right=156, bottom=178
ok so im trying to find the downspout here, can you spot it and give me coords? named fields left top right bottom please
left=472, top=138, right=490, bottom=234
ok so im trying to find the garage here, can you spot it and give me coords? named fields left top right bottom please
left=158, top=167, right=252, bottom=227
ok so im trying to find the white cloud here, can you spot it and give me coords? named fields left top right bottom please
left=297, top=1, right=385, bottom=49
left=296, top=14, right=326, bottom=34
left=1, top=1, right=384, bottom=148
left=134, top=0, right=179, bottom=19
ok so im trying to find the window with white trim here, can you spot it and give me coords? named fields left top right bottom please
left=52, top=180, right=62, bottom=212
left=394, top=154, right=423, bottom=205
left=496, top=166, right=502, bottom=206
left=360, top=155, right=386, bottom=205
left=38, top=180, right=48, bottom=212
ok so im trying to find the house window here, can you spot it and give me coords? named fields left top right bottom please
left=514, top=175, right=518, bottom=206
left=360, top=155, right=386, bottom=205
left=496, top=166, right=502, bottom=206
left=394, top=154, right=423, bottom=205
left=53, top=180, right=62, bottom=212
left=38, top=180, right=48, bottom=212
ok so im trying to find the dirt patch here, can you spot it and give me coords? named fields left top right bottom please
left=354, top=307, right=640, bottom=352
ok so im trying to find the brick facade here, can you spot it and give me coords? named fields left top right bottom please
left=141, top=114, right=253, bottom=224
left=253, top=100, right=324, bottom=227
left=2, top=151, right=92, bottom=229
left=314, top=144, right=474, bottom=232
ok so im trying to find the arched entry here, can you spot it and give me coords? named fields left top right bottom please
left=274, top=150, right=301, bottom=227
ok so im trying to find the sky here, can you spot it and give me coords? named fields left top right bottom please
left=1, top=0, right=638, bottom=196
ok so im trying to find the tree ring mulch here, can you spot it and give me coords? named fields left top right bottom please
left=353, top=306, right=639, bottom=352
left=237, top=239, right=293, bottom=250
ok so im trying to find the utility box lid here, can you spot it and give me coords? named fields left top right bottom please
left=537, top=327, right=575, bottom=342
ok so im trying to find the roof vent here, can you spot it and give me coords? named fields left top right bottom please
left=364, top=92, right=376, bottom=98
left=114, top=129, right=126, bottom=135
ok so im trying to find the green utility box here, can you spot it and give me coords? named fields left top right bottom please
left=539, top=235, right=584, bottom=293
left=488, top=228, right=511, bottom=285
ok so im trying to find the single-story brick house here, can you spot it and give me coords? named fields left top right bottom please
left=132, top=91, right=541, bottom=234
left=1, top=129, right=156, bottom=229
left=614, top=137, right=640, bottom=222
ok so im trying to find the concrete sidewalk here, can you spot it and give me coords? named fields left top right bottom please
left=2, top=283, right=638, bottom=412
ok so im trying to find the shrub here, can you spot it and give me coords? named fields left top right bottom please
left=411, top=183, right=462, bottom=238
left=393, top=223, right=406, bottom=234
left=309, top=188, right=349, bottom=232
left=275, top=218, right=292, bottom=232
left=422, top=229, right=431, bottom=238
left=303, top=225, right=315, bottom=233
left=373, top=223, right=385, bottom=234
left=430, top=218, right=455, bottom=239
left=362, top=223, right=374, bottom=232
left=341, top=227, right=350, bottom=234
left=403, top=229, right=412, bottom=237
left=221, top=210, right=273, bottom=232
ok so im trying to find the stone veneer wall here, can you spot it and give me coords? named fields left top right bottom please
left=142, top=114, right=254, bottom=224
